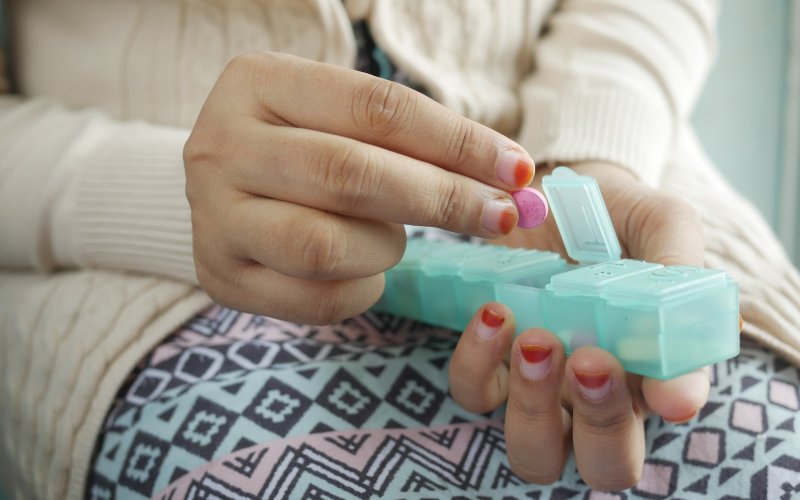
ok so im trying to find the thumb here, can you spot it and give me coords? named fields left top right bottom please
left=622, top=189, right=705, bottom=268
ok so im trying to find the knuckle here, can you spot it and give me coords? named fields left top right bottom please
left=301, top=216, right=347, bottom=279
left=222, top=51, right=293, bottom=120
left=309, top=284, right=347, bottom=325
left=193, top=260, right=217, bottom=297
left=351, top=78, right=415, bottom=138
left=507, top=397, right=554, bottom=428
left=428, top=177, right=465, bottom=229
left=182, top=133, right=199, bottom=166
left=194, top=260, right=240, bottom=310
left=225, top=51, right=271, bottom=77
left=319, top=145, right=384, bottom=212
left=670, top=197, right=701, bottom=226
left=221, top=52, right=273, bottom=95
left=445, top=117, right=480, bottom=168
left=183, top=130, right=215, bottom=170
left=183, top=145, right=223, bottom=212
left=653, top=192, right=699, bottom=222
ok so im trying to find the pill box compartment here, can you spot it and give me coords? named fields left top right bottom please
left=456, top=247, right=566, bottom=323
left=542, top=260, right=662, bottom=354
left=375, top=240, right=466, bottom=321
left=418, top=244, right=500, bottom=330
left=603, top=266, right=739, bottom=379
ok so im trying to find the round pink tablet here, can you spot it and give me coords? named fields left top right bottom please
left=512, top=187, right=549, bottom=228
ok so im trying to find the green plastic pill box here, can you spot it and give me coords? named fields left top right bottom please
left=373, top=167, right=740, bottom=379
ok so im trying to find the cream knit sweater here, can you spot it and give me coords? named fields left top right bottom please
left=1, top=1, right=798, bottom=499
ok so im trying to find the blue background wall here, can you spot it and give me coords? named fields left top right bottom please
left=692, top=0, right=799, bottom=265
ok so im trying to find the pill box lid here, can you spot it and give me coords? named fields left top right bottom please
left=459, top=249, right=562, bottom=281
left=604, top=266, right=729, bottom=302
left=396, top=239, right=465, bottom=269
left=419, top=243, right=499, bottom=275
left=542, top=167, right=622, bottom=265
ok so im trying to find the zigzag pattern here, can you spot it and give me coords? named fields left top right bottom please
left=88, top=321, right=800, bottom=500
left=157, top=422, right=514, bottom=499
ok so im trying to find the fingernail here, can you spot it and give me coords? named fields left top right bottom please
left=574, top=370, right=611, bottom=401
left=496, top=150, right=534, bottom=187
left=476, top=308, right=505, bottom=340
left=519, top=344, right=553, bottom=380
left=482, top=199, right=517, bottom=235
left=664, top=409, right=698, bottom=424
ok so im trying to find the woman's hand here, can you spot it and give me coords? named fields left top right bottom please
left=449, top=162, right=711, bottom=490
left=184, top=52, right=536, bottom=324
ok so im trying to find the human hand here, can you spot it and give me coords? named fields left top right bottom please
left=449, top=162, right=711, bottom=489
left=184, top=52, right=536, bottom=324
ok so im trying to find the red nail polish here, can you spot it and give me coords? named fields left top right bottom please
left=514, top=159, right=533, bottom=186
left=520, top=344, right=552, bottom=363
left=498, top=208, right=517, bottom=234
left=574, top=370, right=610, bottom=389
left=481, top=308, right=505, bottom=328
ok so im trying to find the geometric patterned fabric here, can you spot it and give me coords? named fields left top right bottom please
left=86, top=304, right=800, bottom=499
left=86, top=18, right=799, bottom=500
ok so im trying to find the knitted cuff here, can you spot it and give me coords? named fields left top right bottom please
left=51, top=121, right=197, bottom=284
left=518, top=81, right=673, bottom=186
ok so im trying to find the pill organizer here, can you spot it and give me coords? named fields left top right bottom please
left=373, top=166, right=740, bottom=379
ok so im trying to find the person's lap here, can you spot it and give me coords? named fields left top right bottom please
left=85, top=304, right=800, bottom=499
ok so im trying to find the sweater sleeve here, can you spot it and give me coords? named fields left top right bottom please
left=518, top=0, right=718, bottom=185
left=0, top=96, right=198, bottom=284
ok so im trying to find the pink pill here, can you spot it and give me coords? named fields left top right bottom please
left=512, top=187, right=548, bottom=228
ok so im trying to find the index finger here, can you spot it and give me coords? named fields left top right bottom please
left=229, top=52, right=535, bottom=191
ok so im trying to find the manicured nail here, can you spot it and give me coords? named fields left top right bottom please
left=664, top=409, right=698, bottom=424
left=519, top=344, right=553, bottom=380
left=476, top=308, right=505, bottom=340
left=574, top=370, right=611, bottom=401
left=496, top=150, right=534, bottom=187
left=482, top=199, right=517, bottom=235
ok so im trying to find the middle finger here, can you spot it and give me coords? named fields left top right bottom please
left=505, top=329, right=571, bottom=484
left=567, top=346, right=645, bottom=491
left=233, top=122, right=518, bottom=238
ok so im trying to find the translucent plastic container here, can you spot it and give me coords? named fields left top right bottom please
left=419, top=244, right=500, bottom=330
left=372, top=167, right=740, bottom=379
left=379, top=241, right=469, bottom=321
left=457, top=250, right=563, bottom=328
left=543, top=260, right=662, bottom=353
left=603, top=266, right=739, bottom=378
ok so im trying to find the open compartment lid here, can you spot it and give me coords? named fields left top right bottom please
left=541, top=166, right=622, bottom=265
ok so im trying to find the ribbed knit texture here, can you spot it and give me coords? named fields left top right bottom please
left=519, top=83, right=670, bottom=185
left=662, top=129, right=800, bottom=368
left=63, top=124, right=197, bottom=284
left=0, top=271, right=210, bottom=500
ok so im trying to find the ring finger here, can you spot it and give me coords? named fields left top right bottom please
left=225, top=195, right=407, bottom=281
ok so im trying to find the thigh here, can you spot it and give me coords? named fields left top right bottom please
left=87, top=313, right=800, bottom=500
